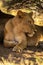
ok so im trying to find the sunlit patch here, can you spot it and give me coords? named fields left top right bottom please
left=40, top=35, right=43, bottom=41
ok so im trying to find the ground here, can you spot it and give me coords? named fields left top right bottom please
left=0, top=43, right=43, bottom=65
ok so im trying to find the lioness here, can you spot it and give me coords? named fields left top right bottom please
left=4, top=10, right=36, bottom=52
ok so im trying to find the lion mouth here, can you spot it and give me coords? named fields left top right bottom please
left=28, top=33, right=34, bottom=37
left=27, top=32, right=35, bottom=37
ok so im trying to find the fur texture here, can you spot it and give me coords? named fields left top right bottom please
left=4, top=10, right=43, bottom=52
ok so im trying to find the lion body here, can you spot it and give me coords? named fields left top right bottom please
left=4, top=10, right=43, bottom=52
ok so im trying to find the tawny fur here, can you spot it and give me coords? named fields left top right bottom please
left=4, top=10, right=43, bottom=52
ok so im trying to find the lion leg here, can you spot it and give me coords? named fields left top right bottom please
left=12, top=33, right=27, bottom=52
left=4, top=32, right=16, bottom=47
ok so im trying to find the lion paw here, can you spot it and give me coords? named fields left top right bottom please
left=12, top=46, right=23, bottom=53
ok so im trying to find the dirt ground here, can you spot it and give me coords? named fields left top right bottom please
left=0, top=11, right=43, bottom=65
left=0, top=43, right=43, bottom=65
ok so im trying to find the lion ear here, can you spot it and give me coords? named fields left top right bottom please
left=29, top=12, right=33, bottom=17
left=17, top=10, right=23, bottom=18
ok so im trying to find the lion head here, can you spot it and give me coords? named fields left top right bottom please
left=14, top=10, right=36, bottom=37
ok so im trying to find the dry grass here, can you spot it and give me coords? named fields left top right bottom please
left=0, top=54, right=43, bottom=65
left=0, top=0, right=32, bottom=16
left=0, top=44, right=43, bottom=65
left=0, top=57, right=17, bottom=65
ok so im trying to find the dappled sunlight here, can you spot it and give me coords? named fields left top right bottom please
left=0, top=51, right=43, bottom=65
left=40, top=35, right=43, bottom=41
left=0, top=43, right=43, bottom=65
